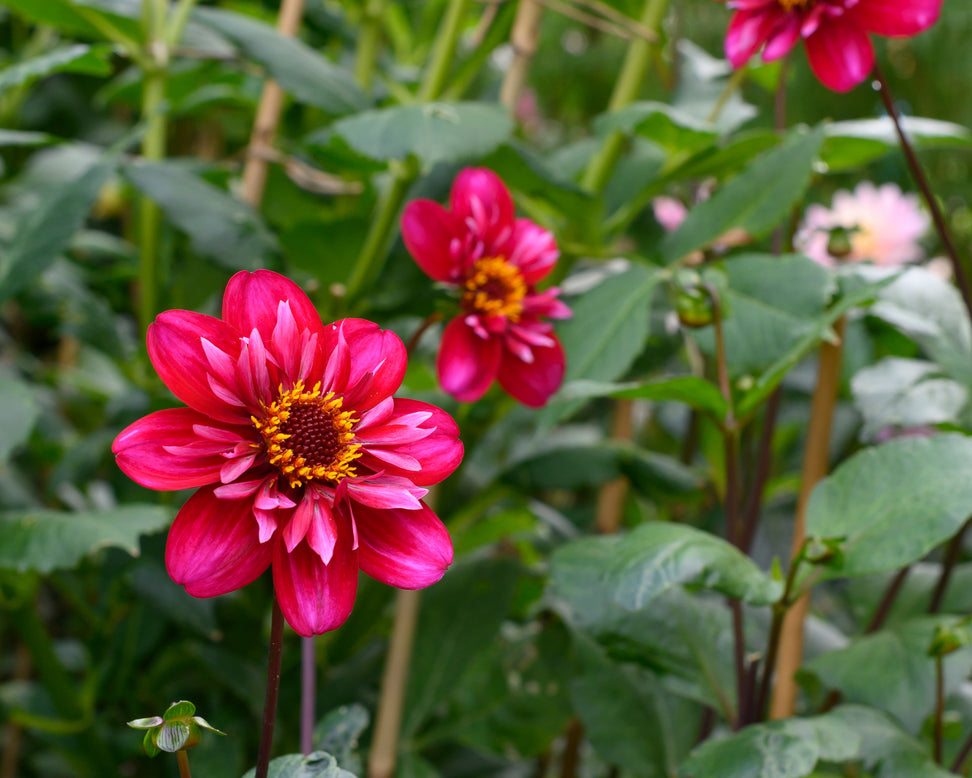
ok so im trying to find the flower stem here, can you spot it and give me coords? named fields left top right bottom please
left=935, top=655, right=945, bottom=764
left=929, top=518, right=971, bottom=614
left=873, top=64, right=972, bottom=322
left=354, top=0, right=387, bottom=90
left=769, top=317, right=846, bottom=719
left=255, top=597, right=285, bottom=778
left=416, top=0, right=470, bottom=102
left=177, top=750, right=192, bottom=778
left=580, top=0, right=670, bottom=193
left=865, top=566, right=910, bottom=633
left=951, top=728, right=972, bottom=773
left=301, top=636, right=315, bottom=754
left=368, top=589, right=422, bottom=778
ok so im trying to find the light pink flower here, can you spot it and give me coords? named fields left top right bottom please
left=716, top=0, right=942, bottom=92
left=113, top=270, right=463, bottom=636
left=794, top=181, right=929, bottom=267
left=401, top=168, right=571, bottom=407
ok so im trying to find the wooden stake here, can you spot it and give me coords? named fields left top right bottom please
left=499, top=0, right=544, bottom=110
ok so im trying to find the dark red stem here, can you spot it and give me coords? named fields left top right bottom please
left=256, top=598, right=285, bottom=778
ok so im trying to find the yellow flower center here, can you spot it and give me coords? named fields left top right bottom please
left=253, top=381, right=361, bottom=489
left=462, top=257, right=527, bottom=321
left=778, top=0, right=811, bottom=10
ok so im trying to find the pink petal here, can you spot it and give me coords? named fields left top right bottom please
left=343, top=475, right=427, bottom=510
left=147, top=311, right=250, bottom=424
left=450, top=168, right=516, bottom=251
left=852, top=0, right=942, bottom=37
left=166, top=486, right=272, bottom=598
left=762, top=11, right=802, bottom=61
left=272, top=529, right=357, bottom=636
left=113, top=408, right=242, bottom=490
left=724, top=7, right=787, bottom=68
left=437, top=317, right=502, bottom=403
left=222, top=270, right=326, bottom=347
left=385, top=399, right=464, bottom=485
left=497, top=336, right=566, bottom=407
left=401, top=200, right=462, bottom=282
left=355, top=501, right=453, bottom=589
left=322, top=319, right=407, bottom=410
left=804, top=14, right=875, bottom=92
left=506, top=219, right=559, bottom=284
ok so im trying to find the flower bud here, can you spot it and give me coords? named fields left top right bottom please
left=128, top=700, right=225, bottom=756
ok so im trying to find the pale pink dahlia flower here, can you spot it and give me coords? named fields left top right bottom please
left=794, top=181, right=929, bottom=267
left=401, top=168, right=571, bottom=407
left=113, top=270, right=463, bottom=636
left=716, top=0, right=942, bottom=92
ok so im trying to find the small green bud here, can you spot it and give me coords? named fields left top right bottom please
left=802, top=536, right=845, bottom=568
left=128, top=700, right=225, bottom=756
left=928, top=623, right=972, bottom=658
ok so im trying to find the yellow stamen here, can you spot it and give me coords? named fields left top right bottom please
left=778, top=0, right=811, bottom=10
left=462, top=256, right=527, bottom=321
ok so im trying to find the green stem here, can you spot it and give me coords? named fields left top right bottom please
left=935, top=655, right=945, bottom=764
left=354, top=0, right=387, bottom=89
left=177, top=750, right=192, bottom=778
left=580, top=0, right=670, bottom=193
left=417, top=0, right=470, bottom=102
left=166, top=0, right=200, bottom=48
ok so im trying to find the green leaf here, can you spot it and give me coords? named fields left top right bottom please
left=242, top=751, right=358, bottom=778
left=192, top=7, right=368, bottom=115
left=0, top=505, right=171, bottom=573
left=661, top=126, right=825, bottom=262
left=123, top=160, right=278, bottom=269
left=803, top=618, right=972, bottom=732
left=164, top=701, right=196, bottom=722
left=851, top=358, right=968, bottom=441
left=552, top=522, right=782, bottom=609
left=0, top=44, right=112, bottom=97
left=822, top=118, right=972, bottom=172
left=693, top=253, right=834, bottom=378
left=330, top=102, right=513, bottom=166
left=558, top=376, right=728, bottom=421
left=127, top=717, right=164, bottom=729
left=402, top=557, right=520, bottom=737
left=0, top=130, right=61, bottom=147
left=594, top=101, right=718, bottom=155
left=313, top=704, right=368, bottom=775
left=0, top=153, right=117, bottom=306
left=0, top=0, right=141, bottom=44
left=679, top=710, right=860, bottom=778
left=805, top=434, right=972, bottom=580
left=0, top=378, right=41, bottom=467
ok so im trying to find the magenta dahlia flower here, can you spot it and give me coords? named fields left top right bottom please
left=401, top=168, right=571, bottom=407
left=113, top=270, right=463, bottom=636
left=717, top=0, right=942, bottom=92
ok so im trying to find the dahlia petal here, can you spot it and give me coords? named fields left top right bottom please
left=328, top=319, right=407, bottom=410
left=450, top=168, right=516, bottom=251
left=359, top=448, right=422, bottom=472
left=852, top=0, right=942, bottom=36
left=506, top=219, right=560, bottom=284
left=724, top=7, right=787, bottom=68
left=804, top=14, right=875, bottom=92
left=355, top=501, right=453, bottom=589
left=113, top=408, right=242, bottom=490
left=166, top=486, right=272, bottom=598
left=497, top=336, right=566, bottom=407
left=213, top=478, right=264, bottom=500
left=437, top=317, right=502, bottom=403
left=379, top=398, right=464, bottom=485
left=148, top=311, right=249, bottom=424
left=401, top=200, right=462, bottom=282
left=222, top=270, right=326, bottom=347
left=305, top=494, right=339, bottom=565
left=284, top=493, right=314, bottom=552
left=272, top=529, right=357, bottom=636
left=344, top=477, right=427, bottom=510
left=355, top=396, right=395, bottom=432
left=220, top=453, right=257, bottom=484
left=255, top=508, right=279, bottom=543
left=762, top=11, right=802, bottom=61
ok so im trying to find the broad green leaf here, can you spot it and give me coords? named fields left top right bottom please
left=193, top=7, right=368, bottom=115
left=331, top=102, right=513, bottom=166
left=803, top=618, right=972, bottom=732
left=0, top=153, right=117, bottom=305
left=0, top=505, right=171, bottom=573
left=870, top=266, right=972, bottom=385
left=594, top=101, right=718, bottom=155
left=0, top=130, right=61, bottom=147
left=313, top=704, right=369, bottom=775
left=402, top=557, right=520, bottom=737
left=851, top=358, right=968, bottom=441
left=505, top=442, right=621, bottom=491
left=661, top=126, right=825, bottom=262
left=124, top=160, right=278, bottom=269
left=693, top=253, right=834, bottom=377
left=805, top=434, right=972, bottom=579
left=822, top=117, right=972, bottom=172
left=242, top=751, right=357, bottom=778
left=571, top=632, right=688, bottom=776
left=0, top=44, right=112, bottom=97
left=0, top=378, right=41, bottom=467
left=679, top=710, right=860, bottom=778
left=557, top=376, right=728, bottom=421
left=0, top=0, right=141, bottom=44
left=552, top=522, right=782, bottom=609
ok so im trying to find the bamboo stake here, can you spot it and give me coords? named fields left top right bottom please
left=594, top=400, right=634, bottom=533
left=499, top=0, right=544, bottom=110
left=239, top=0, right=307, bottom=207
left=768, top=317, right=846, bottom=719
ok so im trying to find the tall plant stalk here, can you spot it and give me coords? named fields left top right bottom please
left=255, top=599, right=286, bottom=778
left=499, top=0, right=544, bottom=110
left=354, top=0, right=388, bottom=90
left=769, top=317, right=846, bottom=719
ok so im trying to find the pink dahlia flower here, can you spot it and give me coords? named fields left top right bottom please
left=401, top=168, right=572, bottom=407
left=717, top=0, right=943, bottom=92
left=113, top=270, right=463, bottom=636
left=794, top=181, right=929, bottom=266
